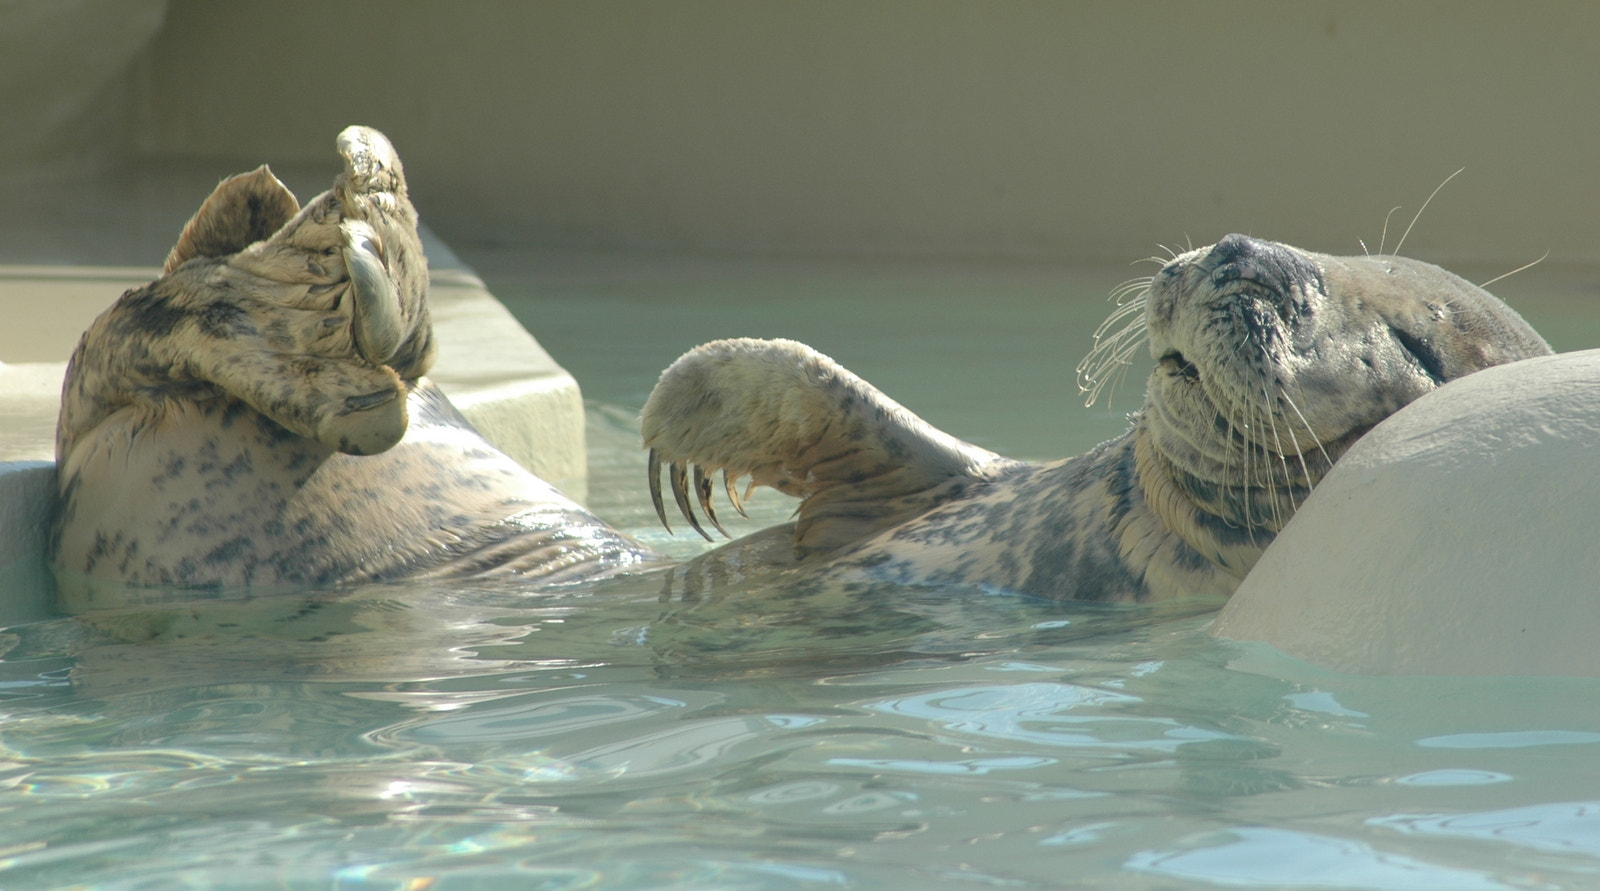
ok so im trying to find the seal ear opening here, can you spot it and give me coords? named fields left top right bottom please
left=163, top=166, right=301, bottom=274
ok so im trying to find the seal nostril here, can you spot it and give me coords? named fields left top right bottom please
left=1209, top=233, right=1258, bottom=264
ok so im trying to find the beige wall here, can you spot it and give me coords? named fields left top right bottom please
left=107, top=2, right=1600, bottom=264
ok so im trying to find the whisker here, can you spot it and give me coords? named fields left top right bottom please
left=1276, top=392, right=1311, bottom=512
left=1281, top=388, right=1333, bottom=468
left=1376, top=205, right=1402, bottom=256
left=1479, top=250, right=1549, bottom=289
left=1260, top=382, right=1292, bottom=529
left=1243, top=400, right=1268, bottom=529
left=1239, top=403, right=1262, bottom=549
left=1225, top=403, right=1256, bottom=547
left=1392, top=167, right=1465, bottom=256
left=1108, top=277, right=1154, bottom=305
left=1076, top=281, right=1152, bottom=407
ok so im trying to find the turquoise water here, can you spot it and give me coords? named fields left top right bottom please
left=3, top=252, right=1600, bottom=889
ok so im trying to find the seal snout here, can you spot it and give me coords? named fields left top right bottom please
left=1207, top=234, right=1299, bottom=288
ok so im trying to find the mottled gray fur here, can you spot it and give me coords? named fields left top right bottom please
left=643, top=235, right=1552, bottom=601
left=52, top=126, right=657, bottom=598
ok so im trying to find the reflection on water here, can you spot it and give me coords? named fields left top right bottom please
left=3, top=255, right=1600, bottom=888
left=1127, top=827, right=1517, bottom=890
left=5, top=568, right=1598, bottom=888
left=1372, top=800, right=1600, bottom=859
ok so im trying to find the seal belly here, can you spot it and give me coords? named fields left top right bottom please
left=52, top=382, right=653, bottom=590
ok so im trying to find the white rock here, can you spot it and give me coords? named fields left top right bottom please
left=1211, top=349, right=1600, bottom=676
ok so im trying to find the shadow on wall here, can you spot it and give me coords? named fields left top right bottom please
left=0, top=1, right=167, bottom=180
left=5, top=0, right=1594, bottom=265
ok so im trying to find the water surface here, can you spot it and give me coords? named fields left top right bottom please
left=3, top=250, right=1598, bottom=889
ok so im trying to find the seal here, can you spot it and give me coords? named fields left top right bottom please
left=641, top=234, right=1553, bottom=601
left=51, top=126, right=659, bottom=595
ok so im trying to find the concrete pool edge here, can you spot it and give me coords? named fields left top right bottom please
left=0, top=240, right=585, bottom=621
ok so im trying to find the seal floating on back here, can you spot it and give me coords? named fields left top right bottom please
left=52, top=126, right=658, bottom=594
left=642, top=235, right=1552, bottom=601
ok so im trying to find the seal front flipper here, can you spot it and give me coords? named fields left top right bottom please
left=641, top=338, right=1018, bottom=556
left=330, top=124, right=433, bottom=376
left=197, top=126, right=431, bottom=454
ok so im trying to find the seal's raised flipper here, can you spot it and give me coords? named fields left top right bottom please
left=162, top=166, right=301, bottom=274
left=641, top=338, right=1017, bottom=556
left=58, top=126, right=434, bottom=463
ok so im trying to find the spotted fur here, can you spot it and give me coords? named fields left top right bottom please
left=52, top=126, right=657, bottom=594
left=643, top=235, right=1552, bottom=601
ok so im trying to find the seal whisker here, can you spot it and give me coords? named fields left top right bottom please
left=1222, top=405, right=1251, bottom=541
left=1109, top=276, right=1155, bottom=304
left=1258, top=382, right=1293, bottom=528
left=1280, top=388, right=1333, bottom=469
left=1392, top=167, right=1465, bottom=257
left=1478, top=250, right=1549, bottom=289
left=1077, top=281, right=1152, bottom=406
left=1277, top=395, right=1313, bottom=509
left=1249, top=401, right=1275, bottom=526
left=1376, top=206, right=1402, bottom=256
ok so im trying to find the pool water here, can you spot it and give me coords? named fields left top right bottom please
left=3, top=250, right=1600, bottom=889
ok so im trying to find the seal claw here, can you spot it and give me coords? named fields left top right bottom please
left=343, top=219, right=404, bottom=365
left=723, top=469, right=749, bottom=519
left=693, top=464, right=730, bottom=538
left=648, top=447, right=672, bottom=534
left=669, top=460, right=713, bottom=541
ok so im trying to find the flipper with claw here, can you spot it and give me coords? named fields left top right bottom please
left=57, top=126, right=436, bottom=464
left=641, top=338, right=1018, bottom=556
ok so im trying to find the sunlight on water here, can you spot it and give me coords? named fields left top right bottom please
left=2, top=254, right=1599, bottom=888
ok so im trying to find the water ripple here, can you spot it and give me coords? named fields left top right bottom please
left=1370, top=800, right=1600, bottom=860
left=1126, top=827, right=1518, bottom=890
left=1416, top=730, right=1600, bottom=750
left=862, top=682, right=1235, bottom=753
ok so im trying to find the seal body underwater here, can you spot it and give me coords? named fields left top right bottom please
left=51, top=126, right=659, bottom=594
left=641, top=234, right=1553, bottom=601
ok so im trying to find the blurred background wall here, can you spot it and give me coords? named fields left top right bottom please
left=8, top=0, right=1599, bottom=265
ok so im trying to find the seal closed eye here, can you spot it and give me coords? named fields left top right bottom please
left=641, top=234, right=1552, bottom=602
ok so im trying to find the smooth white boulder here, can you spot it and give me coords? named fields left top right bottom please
left=1212, top=349, right=1600, bottom=677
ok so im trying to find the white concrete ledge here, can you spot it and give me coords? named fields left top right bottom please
left=0, top=240, right=585, bottom=622
left=425, top=269, right=586, bottom=494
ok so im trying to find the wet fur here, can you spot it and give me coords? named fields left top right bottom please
left=53, top=126, right=656, bottom=593
left=643, top=235, right=1552, bottom=602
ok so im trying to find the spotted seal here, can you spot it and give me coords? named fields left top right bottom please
left=641, top=235, right=1552, bottom=601
left=51, top=126, right=658, bottom=594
